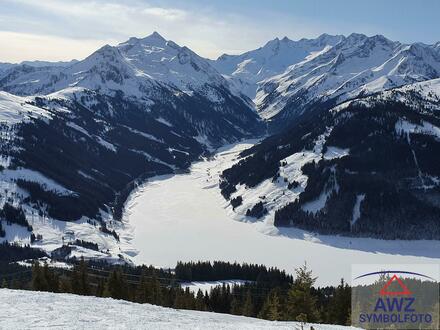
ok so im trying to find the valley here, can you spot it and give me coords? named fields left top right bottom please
left=124, top=140, right=440, bottom=286
left=2, top=2, right=440, bottom=328
left=0, top=31, right=439, bottom=276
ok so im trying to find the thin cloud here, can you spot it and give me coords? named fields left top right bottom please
left=0, top=0, right=326, bottom=61
left=0, top=31, right=109, bottom=63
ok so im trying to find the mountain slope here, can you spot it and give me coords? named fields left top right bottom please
left=211, top=33, right=440, bottom=131
left=0, top=32, right=262, bottom=144
left=0, top=289, right=360, bottom=330
left=1, top=31, right=440, bottom=258
left=219, top=79, right=440, bottom=239
left=0, top=33, right=263, bottom=261
left=255, top=34, right=440, bottom=129
left=211, top=34, right=343, bottom=99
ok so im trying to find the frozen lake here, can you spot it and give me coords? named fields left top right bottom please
left=123, top=141, right=440, bottom=286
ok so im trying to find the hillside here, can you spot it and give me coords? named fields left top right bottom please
left=0, top=289, right=360, bottom=330
left=219, top=79, right=440, bottom=239
left=0, top=32, right=439, bottom=261
left=212, top=33, right=440, bottom=131
left=0, top=33, right=263, bottom=262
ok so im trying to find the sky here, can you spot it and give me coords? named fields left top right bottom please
left=1, top=0, right=440, bottom=63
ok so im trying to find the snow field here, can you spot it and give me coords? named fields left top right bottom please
left=0, top=289, right=360, bottom=330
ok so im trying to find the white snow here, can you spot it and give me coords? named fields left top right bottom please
left=66, top=121, right=91, bottom=137
left=95, top=136, right=117, bottom=152
left=350, top=194, right=365, bottom=228
left=156, top=117, right=173, bottom=127
left=123, top=141, right=440, bottom=286
left=323, top=146, right=350, bottom=160
left=0, top=92, right=51, bottom=125
left=395, top=119, right=440, bottom=140
left=254, top=34, right=440, bottom=120
left=302, top=190, right=331, bottom=215
left=124, top=125, right=164, bottom=143
left=129, top=149, right=176, bottom=170
left=0, top=289, right=360, bottom=330
left=0, top=32, right=250, bottom=109
left=332, top=78, right=440, bottom=114
left=180, top=280, right=251, bottom=294
left=228, top=130, right=332, bottom=224
left=211, top=34, right=343, bottom=100
left=0, top=167, right=75, bottom=196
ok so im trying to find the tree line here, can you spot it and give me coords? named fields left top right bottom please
left=1, top=258, right=351, bottom=326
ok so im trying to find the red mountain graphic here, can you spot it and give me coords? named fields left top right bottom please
left=379, top=274, right=412, bottom=296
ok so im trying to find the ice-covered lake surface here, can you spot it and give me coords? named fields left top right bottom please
left=123, top=140, right=440, bottom=286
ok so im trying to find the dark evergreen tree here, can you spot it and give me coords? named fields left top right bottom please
left=195, top=289, right=206, bottom=311
left=31, top=261, right=48, bottom=291
left=104, top=268, right=127, bottom=300
left=42, top=263, right=59, bottom=292
left=328, top=279, right=351, bottom=325
left=71, top=258, right=90, bottom=295
left=242, top=290, right=254, bottom=317
left=286, top=263, right=319, bottom=323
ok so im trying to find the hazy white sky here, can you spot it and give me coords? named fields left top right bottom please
left=1, top=0, right=440, bottom=63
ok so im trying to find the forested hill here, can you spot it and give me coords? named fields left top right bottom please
left=220, top=81, right=440, bottom=239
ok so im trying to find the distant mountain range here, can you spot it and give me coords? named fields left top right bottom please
left=212, top=33, right=440, bottom=130
left=0, top=32, right=439, bottom=261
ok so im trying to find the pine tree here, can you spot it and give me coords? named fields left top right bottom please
left=1, top=279, right=8, bottom=288
left=42, top=263, right=59, bottom=292
left=286, top=262, right=319, bottom=323
left=10, top=278, right=20, bottom=290
left=267, top=289, right=283, bottom=321
left=150, top=274, right=163, bottom=305
left=71, top=258, right=90, bottom=295
left=32, top=261, right=48, bottom=291
left=59, top=276, right=72, bottom=293
left=136, top=272, right=150, bottom=303
left=242, top=290, right=254, bottom=317
left=104, top=268, right=127, bottom=300
left=328, top=279, right=351, bottom=325
left=259, top=289, right=283, bottom=320
left=95, top=279, right=105, bottom=297
left=230, top=296, right=241, bottom=315
left=173, top=288, right=186, bottom=309
left=195, top=289, right=206, bottom=311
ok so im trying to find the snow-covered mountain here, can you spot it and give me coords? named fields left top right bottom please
left=220, top=78, right=440, bottom=239
left=260, top=35, right=440, bottom=126
left=210, top=34, right=344, bottom=99
left=0, top=60, right=77, bottom=86
left=212, top=33, right=440, bottom=130
left=213, top=34, right=440, bottom=240
left=0, top=32, right=250, bottom=104
left=1, top=31, right=440, bottom=261
left=0, top=32, right=263, bottom=262
left=0, top=32, right=262, bottom=143
left=0, top=63, right=15, bottom=75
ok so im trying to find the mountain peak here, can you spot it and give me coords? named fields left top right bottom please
left=264, top=37, right=280, bottom=47
left=369, top=34, right=396, bottom=46
left=123, top=32, right=167, bottom=46
left=92, top=44, right=121, bottom=58
left=150, top=31, right=165, bottom=39
left=317, top=33, right=333, bottom=39
left=346, top=32, right=368, bottom=41
left=143, top=31, right=166, bottom=42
